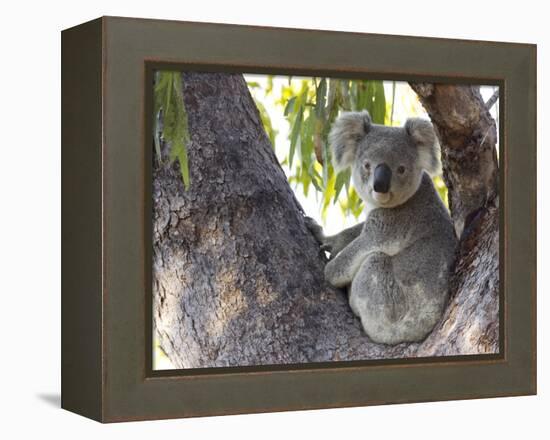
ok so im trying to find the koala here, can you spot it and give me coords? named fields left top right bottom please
left=306, top=110, right=457, bottom=345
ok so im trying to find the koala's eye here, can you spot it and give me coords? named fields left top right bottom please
left=397, top=165, right=406, bottom=175
left=364, top=162, right=371, bottom=171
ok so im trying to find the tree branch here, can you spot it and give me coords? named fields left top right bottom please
left=409, top=83, right=499, bottom=237
left=485, top=89, right=499, bottom=110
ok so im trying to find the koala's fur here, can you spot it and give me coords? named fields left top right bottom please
left=307, top=110, right=457, bottom=345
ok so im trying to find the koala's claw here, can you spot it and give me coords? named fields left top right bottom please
left=304, top=216, right=338, bottom=257
left=320, top=243, right=333, bottom=252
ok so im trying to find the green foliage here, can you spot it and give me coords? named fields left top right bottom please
left=154, top=71, right=191, bottom=189
left=250, top=76, right=449, bottom=220
left=272, top=77, right=387, bottom=220
left=152, top=71, right=449, bottom=217
left=433, top=175, right=448, bottom=207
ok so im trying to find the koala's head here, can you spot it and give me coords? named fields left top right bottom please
left=329, top=110, right=441, bottom=209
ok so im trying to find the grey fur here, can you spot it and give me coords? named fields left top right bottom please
left=404, top=118, right=442, bottom=176
left=329, top=111, right=372, bottom=172
left=307, top=110, right=456, bottom=344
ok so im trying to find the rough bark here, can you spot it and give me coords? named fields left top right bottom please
left=409, top=83, right=499, bottom=237
left=409, top=83, right=500, bottom=356
left=153, top=74, right=499, bottom=369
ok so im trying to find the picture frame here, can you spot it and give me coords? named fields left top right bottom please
left=61, top=16, right=536, bottom=422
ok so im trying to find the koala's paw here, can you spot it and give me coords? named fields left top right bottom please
left=304, top=216, right=335, bottom=254
left=304, top=216, right=324, bottom=243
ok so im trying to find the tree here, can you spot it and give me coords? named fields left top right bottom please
left=153, top=72, right=499, bottom=369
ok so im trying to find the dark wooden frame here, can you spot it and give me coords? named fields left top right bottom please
left=62, top=16, right=536, bottom=423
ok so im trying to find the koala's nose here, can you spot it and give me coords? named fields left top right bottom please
left=373, top=163, right=392, bottom=194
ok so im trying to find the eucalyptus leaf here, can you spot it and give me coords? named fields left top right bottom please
left=289, top=105, right=303, bottom=168
left=334, top=168, right=350, bottom=203
left=284, top=96, right=297, bottom=116
left=153, top=71, right=191, bottom=189
left=315, top=78, right=327, bottom=118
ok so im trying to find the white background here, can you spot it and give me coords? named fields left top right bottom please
left=1, top=0, right=546, bottom=437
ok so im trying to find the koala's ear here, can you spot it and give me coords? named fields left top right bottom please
left=329, top=111, right=372, bottom=172
left=405, top=118, right=442, bottom=176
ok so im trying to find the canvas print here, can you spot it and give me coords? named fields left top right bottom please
left=151, top=71, right=500, bottom=370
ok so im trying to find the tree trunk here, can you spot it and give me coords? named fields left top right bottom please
left=153, top=74, right=499, bottom=369
left=409, top=84, right=499, bottom=238
left=409, top=83, right=500, bottom=356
